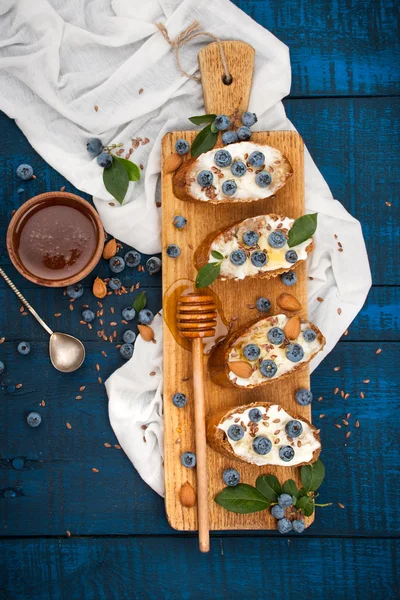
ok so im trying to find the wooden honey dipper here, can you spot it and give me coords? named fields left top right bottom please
left=176, top=292, right=217, bottom=553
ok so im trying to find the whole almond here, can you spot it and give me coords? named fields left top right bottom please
left=164, top=152, right=183, bottom=174
left=277, top=293, right=302, bottom=312
left=229, top=361, right=253, bottom=379
left=138, top=324, right=155, bottom=342
left=284, top=315, right=301, bottom=340
left=103, top=238, right=117, bottom=260
left=179, top=481, right=196, bottom=508
left=93, top=277, right=107, bottom=299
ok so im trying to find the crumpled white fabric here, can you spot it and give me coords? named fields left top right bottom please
left=0, top=0, right=371, bottom=497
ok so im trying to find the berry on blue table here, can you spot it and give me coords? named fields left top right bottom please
left=227, top=424, right=244, bottom=441
left=303, top=329, right=317, bottom=342
left=197, top=170, right=213, bottom=187
left=139, top=309, right=154, bottom=325
left=271, top=505, right=285, bottom=519
left=277, top=517, right=293, bottom=534
left=268, top=231, right=286, bottom=249
left=295, top=388, right=313, bottom=406
left=268, top=327, right=285, bottom=344
left=255, top=171, right=272, bottom=187
left=222, top=180, right=237, bottom=196
left=27, top=412, right=41, bottom=427
left=279, top=445, right=295, bottom=462
left=109, top=278, right=122, bottom=291
left=281, top=272, right=297, bottom=287
left=175, top=139, right=190, bottom=155
left=237, top=126, right=251, bottom=140
left=251, top=251, right=268, bottom=268
left=213, top=114, right=231, bottom=130
left=87, top=138, right=103, bottom=157
left=214, top=149, right=232, bottom=168
left=278, top=493, right=293, bottom=508
left=256, top=297, right=271, bottom=312
left=248, top=151, right=264, bottom=167
left=248, top=408, right=262, bottom=422
left=222, top=131, right=239, bottom=145
left=166, top=244, right=181, bottom=258
left=252, top=436, right=272, bottom=455
left=223, top=468, right=240, bottom=486
left=241, top=111, right=258, bottom=127
left=123, top=330, right=136, bottom=344
left=66, top=283, right=84, bottom=299
left=120, top=343, right=134, bottom=360
left=17, top=341, right=30, bottom=356
left=82, top=309, right=95, bottom=323
left=97, top=152, right=113, bottom=168
left=285, top=250, right=298, bottom=264
left=146, top=257, right=162, bottom=274
left=4, top=489, right=17, bottom=499
left=292, top=519, right=306, bottom=533
left=12, top=458, right=25, bottom=470
left=122, top=307, right=136, bottom=321
left=243, top=230, right=259, bottom=246
left=181, top=452, right=196, bottom=468
left=285, top=419, right=303, bottom=438
left=173, top=216, right=187, bottom=229
left=172, top=392, right=187, bottom=408
left=0, top=361, right=4, bottom=375
left=230, top=160, right=247, bottom=177
left=124, top=250, right=141, bottom=268
left=230, top=249, right=246, bottom=266
left=259, top=359, right=277, bottom=378
left=286, top=343, right=304, bottom=362
left=16, top=164, right=33, bottom=180
left=109, top=256, right=125, bottom=273
left=243, top=344, right=260, bottom=361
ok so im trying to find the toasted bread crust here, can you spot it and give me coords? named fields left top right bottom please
left=206, top=401, right=321, bottom=466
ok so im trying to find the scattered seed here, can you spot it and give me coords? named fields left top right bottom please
left=92, top=467, right=99, bottom=472
left=87, top=323, right=92, bottom=330
left=54, top=313, right=62, bottom=317
left=66, top=530, right=71, bottom=537
left=355, top=420, right=360, bottom=428
left=103, top=335, right=107, bottom=341
left=41, top=400, right=45, bottom=407
left=60, top=186, right=66, bottom=192
left=317, top=396, right=323, bottom=401
left=98, top=377, right=103, bottom=384
left=0, top=337, right=5, bottom=344
left=334, top=387, right=339, bottom=395
left=99, top=319, right=103, bottom=326
left=110, top=307, right=115, bottom=314
left=360, top=392, right=365, bottom=399
left=344, top=393, right=350, bottom=399
left=101, top=351, right=107, bottom=357
left=345, top=431, right=351, bottom=439
left=20, top=306, right=24, bottom=313
left=139, top=88, right=143, bottom=94
left=16, top=383, right=23, bottom=389
left=108, top=335, right=113, bottom=342
left=66, top=422, right=72, bottom=429
left=121, top=319, right=128, bottom=325
left=334, top=234, right=338, bottom=240
left=21, top=312, right=28, bottom=316
left=141, top=425, right=148, bottom=430
left=94, top=105, right=98, bottom=112
left=76, top=395, right=82, bottom=400
left=342, top=419, right=349, bottom=426
left=337, top=308, right=342, bottom=315
left=334, top=366, right=340, bottom=371
left=363, top=379, right=370, bottom=384
left=69, top=304, right=74, bottom=311
left=80, top=320, right=86, bottom=325
left=338, top=503, right=345, bottom=509
left=317, top=297, right=324, bottom=302
left=110, top=322, right=117, bottom=327
left=346, top=413, right=351, bottom=419
left=319, top=414, right=325, bottom=418
left=114, top=444, right=121, bottom=450
left=335, top=424, right=342, bottom=429
left=344, top=329, right=348, bottom=336
left=376, top=348, right=382, bottom=354
left=95, top=364, right=100, bottom=372
left=341, top=390, right=345, bottom=398
left=385, top=201, right=391, bottom=206
left=104, top=443, right=111, bottom=448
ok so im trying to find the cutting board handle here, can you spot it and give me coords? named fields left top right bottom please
left=198, top=41, right=255, bottom=116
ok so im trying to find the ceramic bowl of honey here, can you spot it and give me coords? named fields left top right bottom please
left=7, top=192, right=105, bottom=287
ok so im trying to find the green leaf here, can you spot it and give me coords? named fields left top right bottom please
left=133, top=291, right=146, bottom=312
left=103, top=158, right=129, bottom=204
left=301, top=459, right=326, bottom=492
left=211, top=250, right=224, bottom=260
left=191, top=124, right=218, bottom=158
left=288, top=213, right=318, bottom=248
left=296, top=495, right=315, bottom=517
left=282, top=479, right=300, bottom=501
left=114, top=156, right=141, bottom=182
left=188, top=114, right=217, bottom=125
left=210, top=123, right=218, bottom=134
left=256, top=475, right=279, bottom=502
left=195, top=261, right=221, bottom=289
left=215, top=484, right=270, bottom=514
left=257, top=475, right=282, bottom=500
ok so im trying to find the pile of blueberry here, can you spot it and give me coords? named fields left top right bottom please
left=271, top=493, right=305, bottom=534
left=215, top=111, right=258, bottom=145
left=87, top=138, right=113, bottom=169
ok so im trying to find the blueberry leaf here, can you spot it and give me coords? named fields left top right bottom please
left=211, top=250, right=224, bottom=260
left=296, top=495, right=315, bottom=517
left=260, top=474, right=282, bottom=497
left=189, top=114, right=217, bottom=125
left=103, top=158, right=129, bottom=204
left=288, top=213, right=318, bottom=248
left=256, top=475, right=279, bottom=502
left=114, top=156, right=141, bottom=182
left=301, top=459, right=325, bottom=492
left=195, top=261, right=221, bottom=288
left=191, top=124, right=218, bottom=158
left=282, top=479, right=300, bottom=501
left=215, top=484, right=270, bottom=514
left=133, top=291, right=146, bottom=312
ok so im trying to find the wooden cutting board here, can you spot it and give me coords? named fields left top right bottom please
left=161, top=41, right=311, bottom=530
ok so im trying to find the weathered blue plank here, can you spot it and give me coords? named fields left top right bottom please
left=0, top=538, right=398, bottom=600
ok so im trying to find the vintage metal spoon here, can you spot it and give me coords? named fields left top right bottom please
left=0, top=267, right=85, bottom=373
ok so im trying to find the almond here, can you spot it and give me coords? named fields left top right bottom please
left=277, top=293, right=302, bottom=312
left=103, top=238, right=117, bottom=259
left=179, top=481, right=196, bottom=508
left=138, top=324, right=155, bottom=342
left=93, top=277, right=107, bottom=299
left=228, top=361, right=253, bottom=379
left=164, top=152, right=183, bottom=174
left=284, top=315, right=301, bottom=340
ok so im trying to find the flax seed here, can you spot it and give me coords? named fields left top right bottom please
left=80, top=321, right=86, bottom=325
left=345, top=431, right=351, bottom=439
left=334, top=366, right=340, bottom=371
left=66, top=530, right=71, bottom=537
left=338, top=503, right=345, bottom=509
left=96, top=364, right=100, bottom=372
left=273, top=430, right=280, bottom=435
left=69, top=304, right=74, bottom=311
left=0, top=337, right=5, bottom=344
left=114, top=444, right=121, bottom=450
left=41, top=400, right=45, bottom=407
left=317, top=297, right=324, bottom=302
left=98, top=377, right=102, bottom=385
left=274, top=438, right=280, bottom=444
left=94, top=105, right=98, bottom=112
left=103, top=335, right=107, bottom=341
left=319, top=414, right=325, bottom=418
left=76, top=395, right=82, bottom=400
left=110, top=307, right=115, bottom=314
left=334, top=387, right=339, bottom=394
left=88, top=323, right=92, bottom=330
left=54, top=313, right=62, bottom=317
left=92, top=468, right=99, bottom=472
left=346, top=413, right=351, bottom=419
left=101, top=351, right=107, bottom=357
left=113, top=330, right=117, bottom=339
left=16, top=383, right=23, bottom=389
left=376, top=348, right=382, bottom=354
left=335, top=424, right=342, bottom=429
left=385, top=201, right=391, bottom=206
left=363, top=379, right=370, bottom=384
left=360, top=392, right=365, bottom=399
left=318, top=396, right=323, bottom=401
left=20, top=306, right=24, bottom=313
left=344, top=393, right=350, bottom=399
left=60, top=186, right=66, bottom=192
left=355, top=420, right=360, bottom=428
left=121, top=319, right=128, bottom=325
left=342, top=419, right=348, bottom=426
left=273, top=419, right=280, bottom=423
left=66, top=422, right=72, bottom=429
left=341, top=390, right=345, bottom=398
left=337, top=308, right=342, bottom=315
left=110, top=322, right=117, bottom=327
left=344, top=329, right=348, bottom=336
left=80, top=386, right=86, bottom=392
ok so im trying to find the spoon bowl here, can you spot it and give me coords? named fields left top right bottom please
left=49, top=333, right=85, bottom=373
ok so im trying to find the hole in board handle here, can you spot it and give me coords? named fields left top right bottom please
left=222, top=74, right=233, bottom=86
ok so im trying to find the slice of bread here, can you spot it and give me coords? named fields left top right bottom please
left=208, top=314, right=325, bottom=389
left=207, top=401, right=321, bottom=467
left=173, top=141, right=292, bottom=204
left=194, top=214, right=314, bottom=281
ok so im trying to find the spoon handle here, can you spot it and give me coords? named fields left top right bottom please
left=0, top=267, right=53, bottom=336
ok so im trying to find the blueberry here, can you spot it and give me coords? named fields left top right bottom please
left=27, top=412, right=41, bottom=427
left=248, top=151, right=265, bottom=167
left=278, top=493, right=293, bottom=508
left=172, top=392, right=187, bottom=408
left=97, top=152, right=112, bottom=168
left=248, top=408, right=262, bottom=423
left=285, top=250, right=298, bottom=264
left=237, top=126, right=251, bottom=141
left=197, top=170, right=214, bottom=187
left=173, top=216, right=187, bottom=229
left=230, top=249, right=246, bottom=265
left=279, top=446, right=295, bottom=462
left=66, top=283, right=84, bottom=299
left=243, top=230, right=259, bottom=246
left=303, top=329, right=317, bottom=342
left=268, top=327, right=285, bottom=345
left=285, top=420, right=303, bottom=438
left=123, top=330, right=136, bottom=344
left=281, top=272, right=297, bottom=287
left=241, top=112, right=258, bottom=127
left=87, top=138, right=103, bottom=157
left=122, top=307, right=136, bottom=321
left=222, top=131, right=239, bottom=145
left=7, top=385, right=16, bottom=394
left=0, top=361, right=4, bottom=375
left=251, top=251, right=268, bottom=268
left=181, top=452, right=196, bottom=468
left=82, top=309, right=95, bottom=323
left=255, top=171, right=272, bottom=187
left=252, top=436, right=272, bottom=455
left=213, top=114, right=230, bottom=131
left=17, top=341, right=31, bottom=356
left=223, top=468, right=240, bottom=486
left=295, top=388, right=313, bottom=406
left=256, top=297, right=271, bottom=312
left=259, top=359, right=278, bottom=378
left=166, top=244, right=181, bottom=258
left=4, top=489, right=17, bottom=499
left=214, top=149, right=232, bottom=168
left=16, top=164, right=34, bottom=180
left=268, top=231, right=286, bottom=249
left=227, top=424, right=245, bottom=441
left=222, top=180, right=237, bottom=196
left=146, top=257, right=162, bottom=274
left=109, top=256, right=125, bottom=273
left=139, top=309, right=154, bottom=325
left=175, top=139, right=190, bottom=155
left=230, top=160, right=247, bottom=177
left=12, top=458, right=24, bottom=470
left=109, top=278, right=122, bottom=291
left=243, top=344, right=260, bottom=361
left=277, top=517, right=293, bottom=534
left=286, top=343, right=304, bottom=362
left=292, top=519, right=306, bottom=533
left=120, top=343, right=134, bottom=360
left=125, top=250, right=141, bottom=268
left=271, top=505, right=285, bottom=519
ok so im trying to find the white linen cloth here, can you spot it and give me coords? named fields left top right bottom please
left=0, top=0, right=371, bottom=497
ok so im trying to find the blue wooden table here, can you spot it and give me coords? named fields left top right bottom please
left=0, top=1, right=399, bottom=598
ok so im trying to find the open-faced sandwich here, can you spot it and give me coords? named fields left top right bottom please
left=173, top=142, right=292, bottom=203
left=208, top=314, right=325, bottom=388
left=207, top=402, right=321, bottom=466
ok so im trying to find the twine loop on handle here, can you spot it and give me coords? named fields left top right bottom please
left=156, top=20, right=232, bottom=84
